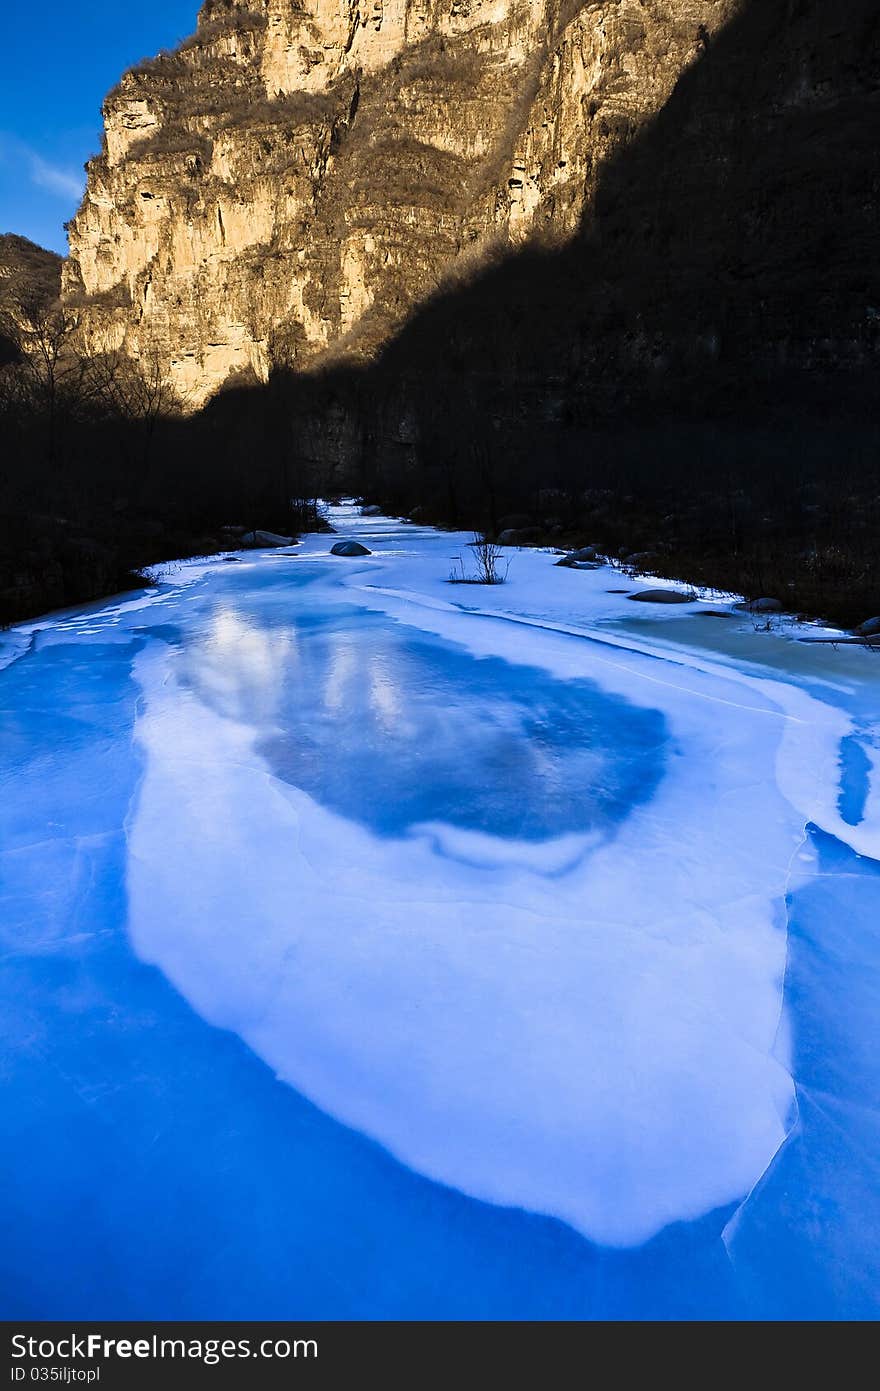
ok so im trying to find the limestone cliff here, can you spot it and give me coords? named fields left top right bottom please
left=63, top=0, right=741, bottom=406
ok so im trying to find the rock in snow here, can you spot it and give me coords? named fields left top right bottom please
left=241, top=530, right=294, bottom=548
left=627, top=588, right=693, bottom=604
left=854, top=616, right=880, bottom=636
left=498, top=527, right=541, bottom=545
left=331, top=540, right=372, bottom=556
left=360, top=505, right=382, bottom=516
left=746, top=597, right=784, bottom=613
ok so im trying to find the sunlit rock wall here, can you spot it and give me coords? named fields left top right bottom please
left=63, top=0, right=741, bottom=406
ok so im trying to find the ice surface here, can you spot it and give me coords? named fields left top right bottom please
left=2, top=502, right=880, bottom=1315
left=128, top=601, right=797, bottom=1246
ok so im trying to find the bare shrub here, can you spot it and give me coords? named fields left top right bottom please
left=449, top=533, right=509, bottom=585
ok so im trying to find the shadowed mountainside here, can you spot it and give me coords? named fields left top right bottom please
left=338, top=0, right=879, bottom=493
left=259, top=0, right=877, bottom=616
left=0, top=235, right=61, bottom=306
left=0, top=235, right=63, bottom=365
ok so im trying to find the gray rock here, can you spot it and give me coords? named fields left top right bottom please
left=497, top=513, right=534, bottom=532
left=746, top=597, right=784, bottom=613
left=625, top=551, right=659, bottom=569
left=330, top=540, right=372, bottom=556
left=627, top=588, right=693, bottom=604
left=568, top=546, right=598, bottom=562
left=497, top=526, right=542, bottom=545
left=555, top=556, right=601, bottom=569
left=855, top=616, right=880, bottom=636
left=360, top=504, right=382, bottom=516
left=242, top=529, right=294, bottom=548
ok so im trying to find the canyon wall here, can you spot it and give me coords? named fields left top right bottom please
left=63, top=0, right=741, bottom=406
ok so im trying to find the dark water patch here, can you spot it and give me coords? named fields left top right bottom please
left=177, top=594, right=668, bottom=842
left=838, top=734, right=872, bottom=827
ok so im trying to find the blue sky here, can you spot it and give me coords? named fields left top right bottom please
left=1, top=3, right=198, bottom=255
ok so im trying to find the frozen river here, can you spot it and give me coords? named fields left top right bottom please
left=1, top=504, right=878, bottom=1318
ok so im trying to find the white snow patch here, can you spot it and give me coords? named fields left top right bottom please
left=127, top=564, right=804, bottom=1244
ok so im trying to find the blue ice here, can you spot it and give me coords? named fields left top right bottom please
left=1, top=534, right=879, bottom=1318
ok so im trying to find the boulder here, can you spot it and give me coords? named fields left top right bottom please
left=625, top=551, right=659, bottom=569
left=746, top=597, right=784, bottom=613
left=497, top=513, right=534, bottom=531
left=360, top=504, right=382, bottom=516
left=497, top=526, right=542, bottom=545
left=408, top=506, right=425, bottom=521
left=568, top=546, right=598, bottom=562
left=555, top=556, right=601, bottom=569
left=855, top=616, right=880, bottom=636
left=627, top=588, right=692, bottom=604
left=330, top=540, right=372, bottom=556
left=241, top=529, right=294, bottom=548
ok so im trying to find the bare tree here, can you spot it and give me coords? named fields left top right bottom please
left=79, top=348, right=182, bottom=469
left=0, top=290, right=82, bottom=465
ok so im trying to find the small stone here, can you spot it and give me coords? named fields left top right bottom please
left=627, top=588, right=693, bottom=604
left=746, top=597, right=784, bottom=613
left=241, top=529, right=294, bottom=548
left=498, top=527, right=541, bottom=545
left=330, top=540, right=372, bottom=556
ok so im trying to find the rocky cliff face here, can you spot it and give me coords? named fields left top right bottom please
left=63, top=0, right=740, bottom=406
